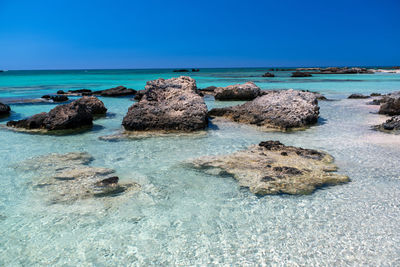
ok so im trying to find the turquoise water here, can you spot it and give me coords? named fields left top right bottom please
left=1, top=69, right=400, bottom=265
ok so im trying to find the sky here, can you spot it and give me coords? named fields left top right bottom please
left=0, top=0, right=399, bottom=70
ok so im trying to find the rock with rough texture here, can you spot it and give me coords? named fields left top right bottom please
left=51, top=95, right=69, bottom=102
left=189, top=140, right=349, bottom=195
left=375, top=115, right=400, bottom=132
left=75, top=96, right=107, bottom=115
left=378, top=92, right=400, bottom=116
left=348, top=93, right=370, bottom=99
left=292, top=71, right=312, bottom=77
left=262, top=72, right=275, bottom=77
left=15, top=152, right=140, bottom=203
left=94, top=86, right=136, bottom=97
left=208, top=89, right=319, bottom=130
left=0, top=102, right=11, bottom=116
left=7, top=101, right=93, bottom=131
left=133, top=90, right=145, bottom=101
left=310, top=67, right=373, bottom=74
left=122, top=76, right=208, bottom=131
left=214, top=82, right=261, bottom=101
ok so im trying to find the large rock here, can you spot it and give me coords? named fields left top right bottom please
left=75, top=96, right=107, bottom=115
left=348, top=93, right=370, bottom=99
left=208, top=89, right=319, bottom=130
left=214, top=82, right=261, bottom=101
left=0, top=102, right=11, bottom=116
left=310, top=67, right=373, bottom=74
left=375, top=115, right=400, bottom=132
left=291, top=71, right=312, bottom=77
left=7, top=100, right=93, bottom=131
left=378, top=92, right=400, bottom=115
left=122, top=76, right=208, bottom=131
left=94, top=86, right=136, bottom=97
left=15, top=152, right=140, bottom=203
left=189, top=140, right=349, bottom=195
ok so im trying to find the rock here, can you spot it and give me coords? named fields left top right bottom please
left=68, top=89, right=92, bottom=94
left=51, top=95, right=69, bottom=102
left=15, top=152, right=140, bottom=203
left=262, top=72, right=275, bottom=77
left=348, top=93, right=370, bottom=99
left=370, top=93, right=381, bottom=97
left=378, top=93, right=400, bottom=115
left=7, top=101, right=93, bottom=131
left=94, top=86, right=136, bottom=97
left=291, top=71, right=312, bottom=77
left=214, top=82, right=261, bottom=101
left=75, top=96, right=107, bottom=115
left=0, top=102, right=11, bottom=116
left=41, top=95, right=51, bottom=99
left=208, top=89, right=319, bottom=130
left=201, top=86, right=217, bottom=92
left=173, top=69, right=189, bottom=72
left=189, top=140, right=349, bottom=195
left=375, top=115, right=400, bottom=132
left=122, top=76, right=208, bottom=131
left=133, top=90, right=145, bottom=101
left=309, top=67, right=373, bottom=74
left=301, top=90, right=327, bottom=100
left=57, top=90, right=65, bottom=94
left=192, top=69, right=200, bottom=72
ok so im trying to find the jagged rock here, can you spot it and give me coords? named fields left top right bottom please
left=375, top=115, right=400, bottom=132
left=262, top=72, right=275, bottom=77
left=292, top=71, right=312, bottom=77
left=94, top=86, right=136, bottom=97
left=378, top=92, right=400, bottom=115
left=208, top=89, right=319, bottom=130
left=122, top=76, right=208, bottom=131
left=133, top=90, right=145, bottom=101
left=301, top=90, right=327, bottom=100
left=348, top=93, right=370, bottom=99
left=189, top=140, right=349, bottom=195
left=214, top=82, right=261, bottom=101
left=75, top=96, right=107, bottom=115
left=14, top=152, right=140, bottom=203
left=0, top=102, right=11, bottom=116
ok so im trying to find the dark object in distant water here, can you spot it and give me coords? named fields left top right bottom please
left=41, top=95, right=51, bottom=99
left=370, top=93, right=381, bottom=97
left=348, top=94, right=370, bottom=99
left=292, top=71, right=312, bottom=77
left=41, top=95, right=69, bottom=102
left=309, top=67, right=373, bottom=74
left=173, top=69, right=189, bottom=72
left=0, top=102, right=11, bottom=116
left=57, top=90, right=65, bottom=94
left=93, top=86, right=137, bottom=97
left=214, top=82, right=261, bottom=101
left=262, top=72, right=275, bottom=77
left=192, top=69, right=200, bottom=72
left=68, top=89, right=92, bottom=94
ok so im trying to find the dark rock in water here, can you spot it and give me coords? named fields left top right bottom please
left=370, top=93, right=381, bottom=97
left=309, top=67, right=373, bottom=74
left=57, top=90, right=65, bottom=95
left=375, top=115, right=400, bottom=132
left=189, top=140, right=349, bottom=195
left=301, top=90, right=327, bottom=100
left=94, top=86, right=136, bottom=97
left=379, top=93, right=400, bottom=116
left=75, top=96, right=107, bottom=115
left=0, top=102, right=11, bottom=116
left=348, top=93, right=370, bottom=99
left=41, top=95, right=51, bottom=99
left=262, top=72, right=275, bottom=77
left=192, top=69, right=200, bottom=72
left=122, top=76, right=208, bottom=132
left=7, top=101, right=93, bottom=131
left=201, top=86, right=217, bottom=92
left=173, top=69, right=189, bottom=72
left=291, top=71, right=312, bottom=77
left=214, top=82, right=261, bottom=101
left=51, top=95, right=69, bottom=102
left=96, top=176, right=119, bottom=186
left=68, top=89, right=92, bottom=94
left=208, top=89, right=319, bottom=130
left=133, top=90, right=145, bottom=101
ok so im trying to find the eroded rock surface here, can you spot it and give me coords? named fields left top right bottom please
left=75, top=96, right=107, bottom=115
left=189, top=141, right=349, bottom=195
left=122, top=76, right=208, bottom=131
left=94, top=86, right=136, bottom=97
left=378, top=92, right=400, bottom=115
left=15, top=152, right=140, bottom=203
left=208, top=89, right=319, bottom=130
left=375, top=115, right=400, bottom=132
left=214, top=82, right=261, bottom=101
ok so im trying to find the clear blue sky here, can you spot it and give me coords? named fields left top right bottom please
left=0, top=0, right=399, bottom=70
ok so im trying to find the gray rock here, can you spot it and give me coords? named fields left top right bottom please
left=122, top=76, right=208, bottom=131
left=208, top=89, right=319, bottom=130
left=376, top=115, right=400, bottom=131
left=214, top=82, right=261, bottom=101
left=189, top=140, right=349, bottom=195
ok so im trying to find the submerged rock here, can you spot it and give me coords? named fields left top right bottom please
left=0, top=102, right=11, bottom=116
left=173, top=69, right=189, bottom=72
left=375, top=115, right=400, bottom=132
left=15, top=152, right=140, bottom=203
left=189, top=141, right=349, bottom=195
left=208, top=89, right=319, bottom=130
left=348, top=93, right=369, bottom=99
left=94, top=86, right=136, bottom=97
left=291, top=71, right=312, bottom=77
left=122, top=76, right=208, bottom=132
left=262, top=72, right=275, bottom=77
left=214, top=82, right=261, bottom=101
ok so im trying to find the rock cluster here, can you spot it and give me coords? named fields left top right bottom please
left=209, top=89, right=319, bottom=130
left=122, top=76, right=208, bottom=131
left=375, top=115, right=400, bottom=132
left=214, top=82, right=261, bottom=101
left=292, top=71, right=312, bottom=77
left=189, top=140, right=349, bottom=195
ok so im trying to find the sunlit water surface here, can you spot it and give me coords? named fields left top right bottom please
left=0, top=69, right=399, bottom=266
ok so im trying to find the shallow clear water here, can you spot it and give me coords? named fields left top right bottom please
left=0, top=69, right=400, bottom=266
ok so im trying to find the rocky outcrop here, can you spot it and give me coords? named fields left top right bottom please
left=0, top=102, right=11, bottom=116
left=5, top=97, right=106, bottom=131
left=375, top=115, right=400, bottom=132
left=15, top=152, right=140, bottom=203
left=309, top=67, right=373, bottom=74
left=208, top=89, right=319, bottom=130
left=42, top=95, right=69, bottom=102
left=189, top=140, right=349, bottom=195
left=378, top=92, right=400, bottom=115
left=348, top=93, right=370, bottom=99
left=173, top=69, right=189, bottom=72
left=122, top=76, right=208, bottom=132
left=262, top=72, right=275, bottom=77
left=94, top=86, right=136, bottom=97
left=214, top=82, right=261, bottom=101
left=291, top=71, right=312, bottom=77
